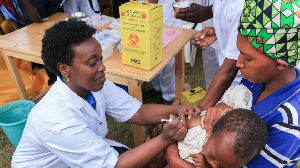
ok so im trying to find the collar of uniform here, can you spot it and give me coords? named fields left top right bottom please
left=53, top=76, right=86, bottom=110
left=54, top=77, right=103, bottom=121
left=251, top=68, right=300, bottom=118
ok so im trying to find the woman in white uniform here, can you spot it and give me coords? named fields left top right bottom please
left=11, top=19, right=199, bottom=168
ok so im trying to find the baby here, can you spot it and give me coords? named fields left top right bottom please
left=166, top=108, right=268, bottom=168
left=178, top=85, right=255, bottom=164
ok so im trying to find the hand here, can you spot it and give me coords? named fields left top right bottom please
left=174, top=3, right=212, bottom=23
left=25, top=4, right=42, bottom=23
left=199, top=103, right=232, bottom=137
left=177, top=104, right=201, bottom=123
left=193, top=27, right=217, bottom=51
left=191, top=153, right=211, bottom=168
left=161, top=115, right=187, bottom=143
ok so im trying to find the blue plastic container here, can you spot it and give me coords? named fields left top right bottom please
left=0, top=100, right=35, bottom=147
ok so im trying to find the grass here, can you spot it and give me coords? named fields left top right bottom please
left=0, top=128, right=14, bottom=167
left=1, top=50, right=299, bottom=167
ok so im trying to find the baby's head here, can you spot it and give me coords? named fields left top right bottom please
left=203, top=109, right=267, bottom=168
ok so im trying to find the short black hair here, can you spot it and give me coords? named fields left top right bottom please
left=41, top=19, right=96, bottom=77
left=212, top=109, right=268, bottom=159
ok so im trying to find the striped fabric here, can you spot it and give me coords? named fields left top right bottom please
left=241, top=68, right=300, bottom=167
left=0, top=0, right=26, bottom=25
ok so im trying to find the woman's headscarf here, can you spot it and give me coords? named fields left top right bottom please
left=238, top=0, right=300, bottom=66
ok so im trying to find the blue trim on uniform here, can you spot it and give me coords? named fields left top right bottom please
left=114, top=83, right=128, bottom=93
left=86, top=91, right=96, bottom=111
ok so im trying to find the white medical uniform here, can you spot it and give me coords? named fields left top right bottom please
left=11, top=78, right=141, bottom=168
left=63, top=0, right=100, bottom=16
left=212, top=0, right=245, bottom=86
left=151, top=0, right=182, bottom=101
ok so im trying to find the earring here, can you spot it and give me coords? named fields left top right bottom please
left=66, top=74, right=70, bottom=82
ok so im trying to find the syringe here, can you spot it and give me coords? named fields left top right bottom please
left=161, top=118, right=183, bottom=123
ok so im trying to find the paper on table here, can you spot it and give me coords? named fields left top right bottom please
left=91, top=14, right=114, bottom=27
left=162, top=28, right=181, bottom=48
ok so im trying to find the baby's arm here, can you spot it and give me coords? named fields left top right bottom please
left=186, top=115, right=202, bottom=129
left=164, top=143, right=194, bottom=168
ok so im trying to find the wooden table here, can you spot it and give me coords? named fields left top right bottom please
left=0, top=13, right=195, bottom=146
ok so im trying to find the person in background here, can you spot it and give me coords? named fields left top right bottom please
left=199, top=0, right=300, bottom=167
left=112, top=0, right=128, bottom=18
left=0, top=0, right=26, bottom=31
left=17, top=0, right=63, bottom=86
left=63, top=0, right=101, bottom=16
left=0, top=0, right=49, bottom=106
left=196, top=0, right=219, bottom=91
left=0, top=14, right=6, bottom=34
left=175, top=0, right=244, bottom=116
left=18, top=0, right=63, bottom=24
left=148, top=0, right=182, bottom=105
left=177, top=0, right=219, bottom=91
left=11, top=19, right=201, bottom=167
left=0, top=50, right=49, bottom=106
left=165, top=109, right=268, bottom=168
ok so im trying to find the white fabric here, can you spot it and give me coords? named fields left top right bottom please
left=213, top=0, right=244, bottom=61
left=202, top=46, right=219, bottom=90
left=12, top=78, right=142, bottom=168
left=222, top=85, right=253, bottom=109
left=151, top=0, right=182, bottom=101
left=212, top=0, right=245, bottom=87
left=151, top=58, right=175, bottom=101
left=178, top=125, right=207, bottom=164
left=63, top=0, right=100, bottom=16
